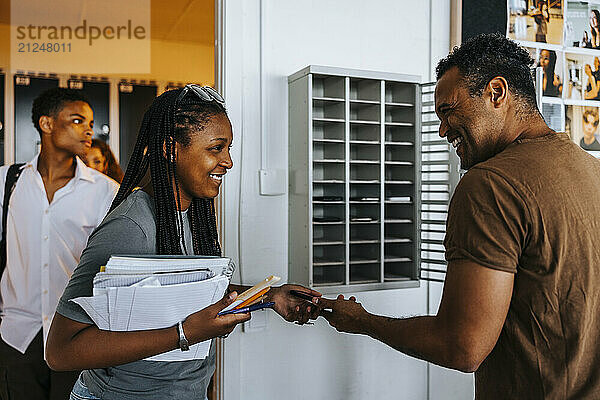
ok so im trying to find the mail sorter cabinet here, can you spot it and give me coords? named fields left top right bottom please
left=288, top=65, right=423, bottom=292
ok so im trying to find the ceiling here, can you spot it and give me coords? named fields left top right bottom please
left=151, top=0, right=214, bottom=45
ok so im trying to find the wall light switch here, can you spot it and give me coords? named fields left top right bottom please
left=242, top=308, right=268, bottom=332
left=259, top=169, right=286, bottom=196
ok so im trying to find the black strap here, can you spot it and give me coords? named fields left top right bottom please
left=0, top=163, right=25, bottom=277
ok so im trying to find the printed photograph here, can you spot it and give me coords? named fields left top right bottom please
left=565, top=0, right=600, bottom=48
left=565, top=53, right=600, bottom=100
left=541, top=102, right=564, bottom=131
left=508, top=0, right=564, bottom=45
left=534, top=48, right=564, bottom=97
left=566, top=105, right=600, bottom=153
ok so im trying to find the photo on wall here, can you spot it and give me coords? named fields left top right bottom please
left=565, top=105, right=600, bottom=154
left=565, top=53, right=600, bottom=100
left=533, top=48, right=564, bottom=97
left=508, top=0, right=564, bottom=45
left=565, top=0, right=600, bottom=48
left=541, top=102, right=564, bottom=131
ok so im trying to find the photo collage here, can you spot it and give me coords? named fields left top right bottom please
left=508, top=0, right=600, bottom=157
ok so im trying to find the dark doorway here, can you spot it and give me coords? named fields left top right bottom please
left=118, top=83, right=157, bottom=170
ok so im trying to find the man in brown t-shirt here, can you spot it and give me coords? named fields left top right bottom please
left=313, top=33, right=600, bottom=399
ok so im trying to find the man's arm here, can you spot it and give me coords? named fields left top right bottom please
left=315, top=259, right=514, bottom=372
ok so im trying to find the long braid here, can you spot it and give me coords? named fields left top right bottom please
left=109, top=88, right=227, bottom=256
left=151, top=96, right=181, bottom=254
left=148, top=98, right=168, bottom=252
left=171, top=138, right=189, bottom=255
left=190, top=199, right=221, bottom=256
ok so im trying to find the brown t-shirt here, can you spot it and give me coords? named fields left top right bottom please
left=444, top=133, right=600, bottom=399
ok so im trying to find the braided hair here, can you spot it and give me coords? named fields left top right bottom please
left=109, top=88, right=226, bottom=256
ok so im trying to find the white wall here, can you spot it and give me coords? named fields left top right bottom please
left=221, top=1, right=473, bottom=399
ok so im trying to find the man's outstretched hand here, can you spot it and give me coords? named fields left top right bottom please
left=313, top=294, right=371, bottom=334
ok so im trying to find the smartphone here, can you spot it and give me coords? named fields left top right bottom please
left=290, top=289, right=316, bottom=302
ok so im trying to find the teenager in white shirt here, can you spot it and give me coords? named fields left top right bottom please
left=0, top=88, right=118, bottom=400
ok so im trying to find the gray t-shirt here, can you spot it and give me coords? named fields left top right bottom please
left=56, top=190, right=215, bottom=400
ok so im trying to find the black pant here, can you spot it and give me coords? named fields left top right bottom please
left=0, top=330, right=80, bottom=400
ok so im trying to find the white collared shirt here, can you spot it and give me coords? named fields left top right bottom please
left=0, top=155, right=119, bottom=353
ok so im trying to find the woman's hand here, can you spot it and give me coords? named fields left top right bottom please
left=183, top=292, right=251, bottom=344
left=554, top=73, right=563, bottom=95
left=266, top=284, right=322, bottom=324
left=582, top=31, right=590, bottom=47
left=553, top=73, right=561, bottom=87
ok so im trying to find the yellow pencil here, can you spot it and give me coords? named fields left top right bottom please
left=234, top=287, right=270, bottom=309
left=247, top=295, right=266, bottom=307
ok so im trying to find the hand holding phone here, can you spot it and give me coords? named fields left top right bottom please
left=290, top=289, right=317, bottom=302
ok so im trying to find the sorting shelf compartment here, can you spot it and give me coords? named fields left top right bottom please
left=313, top=75, right=345, bottom=99
left=314, top=119, right=345, bottom=141
left=350, top=78, right=381, bottom=102
left=352, top=124, right=380, bottom=142
left=289, top=65, right=421, bottom=291
left=313, top=98, right=345, bottom=120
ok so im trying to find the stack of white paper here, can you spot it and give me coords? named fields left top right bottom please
left=102, top=255, right=234, bottom=276
left=71, top=255, right=233, bottom=362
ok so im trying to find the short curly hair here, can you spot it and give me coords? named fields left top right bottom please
left=436, top=33, right=537, bottom=112
left=31, top=88, right=90, bottom=137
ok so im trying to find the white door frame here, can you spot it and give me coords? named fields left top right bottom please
left=212, top=1, right=226, bottom=399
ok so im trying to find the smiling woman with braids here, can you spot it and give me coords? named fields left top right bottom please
left=45, top=86, right=320, bottom=400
